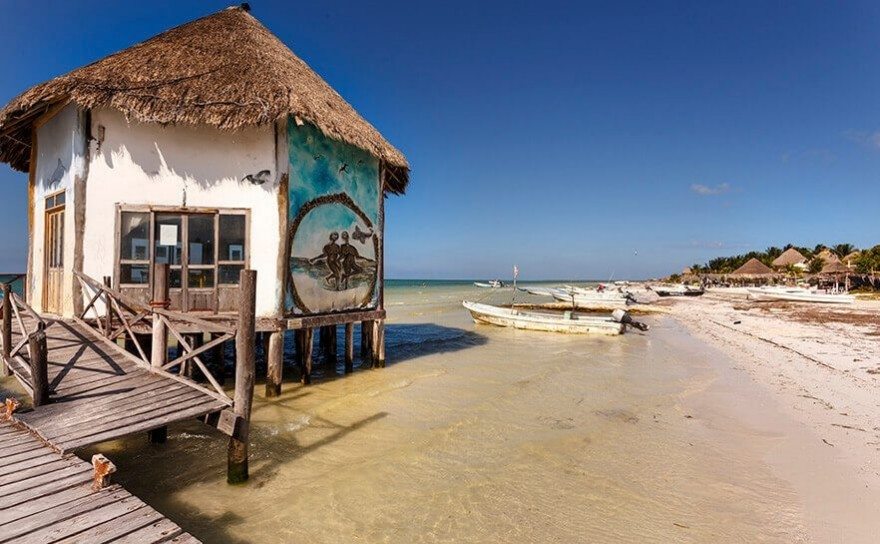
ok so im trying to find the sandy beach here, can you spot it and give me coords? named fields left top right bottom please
left=666, top=291, right=880, bottom=543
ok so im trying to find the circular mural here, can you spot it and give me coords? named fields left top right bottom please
left=287, top=193, right=378, bottom=314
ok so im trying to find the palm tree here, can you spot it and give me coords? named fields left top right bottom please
left=765, top=246, right=782, bottom=260
left=807, top=257, right=824, bottom=274
left=833, top=243, right=855, bottom=258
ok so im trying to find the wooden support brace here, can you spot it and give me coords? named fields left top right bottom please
left=91, top=454, right=117, bottom=490
left=1, top=283, right=10, bottom=378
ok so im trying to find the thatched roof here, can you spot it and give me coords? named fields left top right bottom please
left=843, top=251, right=861, bottom=266
left=820, top=261, right=850, bottom=275
left=817, top=249, right=841, bottom=265
left=0, top=4, right=408, bottom=193
left=731, top=258, right=773, bottom=276
left=772, top=248, right=807, bottom=267
left=682, top=267, right=693, bottom=275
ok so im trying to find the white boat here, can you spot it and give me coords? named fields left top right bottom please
left=549, top=287, right=630, bottom=309
left=518, top=286, right=556, bottom=297
left=474, top=280, right=504, bottom=288
left=747, top=287, right=854, bottom=304
left=463, top=301, right=643, bottom=335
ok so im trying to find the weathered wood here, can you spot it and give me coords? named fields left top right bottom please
left=90, top=454, right=116, bottom=490
left=344, top=322, right=354, bottom=374
left=362, top=320, right=374, bottom=363
left=1, top=283, right=10, bottom=377
left=301, top=328, right=314, bottom=385
left=371, top=319, right=385, bottom=369
left=102, top=276, right=112, bottom=338
left=228, top=269, right=256, bottom=484
left=286, top=308, right=386, bottom=330
left=150, top=263, right=169, bottom=369
left=265, top=330, right=284, bottom=398
left=28, top=324, right=50, bottom=406
left=51, top=504, right=164, bottom=544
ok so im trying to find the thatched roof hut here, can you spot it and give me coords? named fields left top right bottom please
left=817, top=249, right=841, bottom=265
left=843, top=251, right=861, bottom=267
left=0, top=4, right=409, bottom=193
left=731, top=258, right=773, bottom=276
left=820, top=261, right=850, bottom=275
left=772, top=248, right=807, bottom=268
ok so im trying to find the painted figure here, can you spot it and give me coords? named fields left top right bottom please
left=310, top=232, right=341, bottom=288
left=339, top=231, right=363, bottom=289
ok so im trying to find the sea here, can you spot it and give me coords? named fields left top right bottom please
left=2, top=280, right=813, bottom=542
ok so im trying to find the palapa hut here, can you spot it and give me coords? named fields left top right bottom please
left=843, top=251, right=861, bottom=269
left=817, top=249, right=841, bottom=266
left=0, top=4, right=408, bottom=387
left=731, top=258, right=774, bottom=276
left=771, top=248, right=807, bottom=270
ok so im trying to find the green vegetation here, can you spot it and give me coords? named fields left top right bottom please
left=693, top=242, right=862, bottom=274
left=854, top=245, right=880, bottom=276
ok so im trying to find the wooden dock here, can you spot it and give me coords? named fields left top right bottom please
left=0, top=420, right=199, bottom=543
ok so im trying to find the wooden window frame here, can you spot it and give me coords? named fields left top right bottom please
left=114, top=205, right=250, bottom=311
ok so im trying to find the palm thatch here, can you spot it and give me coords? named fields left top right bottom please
left=843, top=251, right=861, bottom=267
left=820, top=261, right=850, bottom=275
left=0, top=4, right=409, bottom=193
left=731, top=258, right=773, bottom=276
left=817, top=249, right=841, bottom=265
left=771, top=248, right=807, bottom=267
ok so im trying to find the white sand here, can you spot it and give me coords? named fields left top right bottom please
left=667, top=292, right=880, bottom=542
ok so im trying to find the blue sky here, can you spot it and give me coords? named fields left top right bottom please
left=2, top=1, right=879, bottom=279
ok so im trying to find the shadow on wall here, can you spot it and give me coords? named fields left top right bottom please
left=98, top=122, right=276, bottom=194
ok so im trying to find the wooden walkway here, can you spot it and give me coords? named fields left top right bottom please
left=4, top=316, right=227, bottom=453
left=0, top=420, right=199, bottom=543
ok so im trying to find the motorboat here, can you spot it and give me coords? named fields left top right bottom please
left=462, top=301, right=648, bottom=335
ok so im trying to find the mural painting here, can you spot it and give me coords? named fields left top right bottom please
left=287, top=122, right=380, bottom=315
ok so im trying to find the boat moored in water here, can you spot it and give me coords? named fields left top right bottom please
left=462, top=301, right=648, bottom=335
left=475, top=280, right=504, bottom=288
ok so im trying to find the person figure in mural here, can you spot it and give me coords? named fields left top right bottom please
left=339, top=231, right=363, bottom=289
left=309, top=232, right=342, bottom=289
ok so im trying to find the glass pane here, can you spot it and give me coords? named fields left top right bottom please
left=188, top=215, right=215, bottom=265
left=188, top=268, right=215, bottom=289
left=120, top=264, right=149, bottom=284
left=169, top=268, right=182, bottom=289
left=120, top=212, right=150, bottom=261
left=219, top=215, right=246, bottom=262
left=219, top=264, right=244, bottom=285
left=155, top=214, right=182, bottom=265
left=55, top=192, right=65, bottom=206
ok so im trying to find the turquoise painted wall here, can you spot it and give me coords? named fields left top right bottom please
left=286, top=121, right=381, bottom=315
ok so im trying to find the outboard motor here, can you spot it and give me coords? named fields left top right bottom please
left=611, top=309, right=649, bottom=331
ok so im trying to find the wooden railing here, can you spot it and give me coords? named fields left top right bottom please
left=1, top=281, right=49, bottom=404
left=73, top=270, right=235, bottom=406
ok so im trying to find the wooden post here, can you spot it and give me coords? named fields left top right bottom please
left=211, top=333, right=226, bottom=386
left=150, top=264, right=169, bottom=369
left=326, top=325, right=337, bottom=364
left=361, top=320, right=373, bottom=361
left=344, top=322, right=354, bottom=374
left=91, top=454, right=116, bottom=491
left=371, top=319, right=386, bottom=369
left=265, top=330, right=284, bottom=398
left=28, top=322, right=49, bottom=406
left=1, top=283, right=10, bottom=377
left=293, top=329, right=303, bottom=367
left=228, top=269, right=256, bottom=484
left=148, top=264, right=169, bottom=444
left=102, top=276, right=112, bottom=337
left=301, top=328, right=314, bottom=385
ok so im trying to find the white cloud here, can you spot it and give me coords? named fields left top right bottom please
left=843, top=130, right=880, bottom=150
left=690, top=182, right=730, bottom=196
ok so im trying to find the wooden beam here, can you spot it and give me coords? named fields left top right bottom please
left=1, top=284, right=10, bottom=377
left=301, top=328, right=313, bottom=385
left=228, top=269, right=256, bottom=484
left=285, top=309, right=385, bottom=330
left=371, top=319, right=385, bottom=369
left=150, top=264, right=169, bottom=369
left=28, top=323, right=50, bottom=406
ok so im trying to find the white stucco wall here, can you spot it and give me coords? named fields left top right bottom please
left=30, top=104, right=86, bottom=314
left=81, top=108, right=281, bottom=317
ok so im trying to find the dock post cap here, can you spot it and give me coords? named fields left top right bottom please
left=91, top=453, right=117, bottom=490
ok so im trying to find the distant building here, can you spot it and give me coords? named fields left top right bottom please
left=731, top=258, right=773, bottom=276
left=771, top=248, right=807, bottom=270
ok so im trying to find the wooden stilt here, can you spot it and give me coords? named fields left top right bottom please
left=344, top=322, right=354, bottom=374
left=301, top=328, right=314, bottom=385
left=28, top=323, right=50, bottom=406
left=211, top=333, right=226, bottom=386
left=1, top=283, right=11, bottom=377
left=371, top=319, right=385, bottom=369
left=150, top=264, right=169, bottom=369
left=293, top=329, right=304, bottom=367
left=326, top=325, right=337, bottom=365
left=265, top=330, right=284, bottom=397
left=362, top=320, right=374, bottom=363
left=148, top=426, right=167, bottom=444
left=228, top=269, right=257, bottom=484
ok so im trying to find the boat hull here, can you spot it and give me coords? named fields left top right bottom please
left=747, top=288, right=854, bottom=304
left=463, top=301, right=624, bottom=335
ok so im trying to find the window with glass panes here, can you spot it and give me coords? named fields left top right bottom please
left=116, top=207, right=248, bottom=311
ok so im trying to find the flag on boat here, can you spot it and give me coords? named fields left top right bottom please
left=513, top=265, right=519, bottom=279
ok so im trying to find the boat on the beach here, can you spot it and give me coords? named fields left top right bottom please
left=746, top=287, right=854, bottom=304
left=549, top=287, right=630, bottom=308
left=518, top=285, right=557, bottom=297
left=474, top=280, right=504, bottom=288
left=462, top=301, right=648, bottom=335
left=652, top=284, right=704, bottom=297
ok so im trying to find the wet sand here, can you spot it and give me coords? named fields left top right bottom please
left=2, top=284, right=876, bottom=542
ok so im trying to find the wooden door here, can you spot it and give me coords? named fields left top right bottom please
left=43, top=195, right=66, bottom=314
